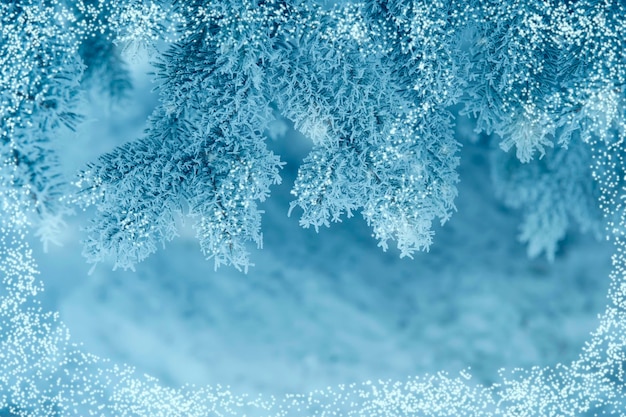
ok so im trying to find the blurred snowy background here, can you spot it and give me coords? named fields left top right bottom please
left=29, top=54, right=613, bottom=399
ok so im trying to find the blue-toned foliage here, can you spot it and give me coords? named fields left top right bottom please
left=461, top=0, right=625, bottom=162
left=75, top=0, right=465, bottom=269
left=0, top=0, right=84, bottom=249
left=461, top=0, right=625, bottom=258
left=274, top=1, right=463, bottom=256
left=2, top=0, right=625, bottom=269
left=490, top=136, right=603, bottom=260
left=75, top=1, right=286, bottom=271
left=79, top=35, right=132, bottom=102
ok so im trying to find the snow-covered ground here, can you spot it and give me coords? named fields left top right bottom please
left=30, top=58, right=614, bottom=400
